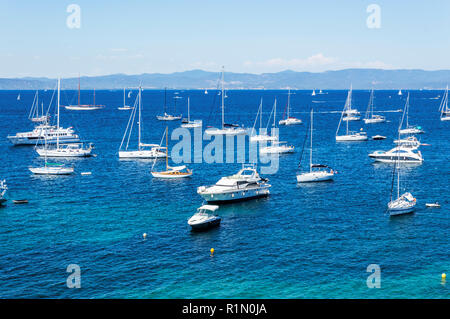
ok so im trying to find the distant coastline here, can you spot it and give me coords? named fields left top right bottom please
left=1, top=68, right=450, bottom=90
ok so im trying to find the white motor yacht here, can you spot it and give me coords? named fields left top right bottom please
left=369, top=146, right=423, bottom=163
left=197, top=165, right=271, bottom=203
left=393, top=136, right=422, bottom=148
left=188, top=205, right=221, bottom=231
left=7, top=124, right=79, bottom=146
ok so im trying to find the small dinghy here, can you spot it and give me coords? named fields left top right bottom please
left=81, top=172, right=92, bottom=176
left=425, top=202, right=440, bottom=208
left=13, top=199, right=28, bottom=204
left=188, top=205, right=221, bottom=231
left=372, top=135, right=386, bottom=140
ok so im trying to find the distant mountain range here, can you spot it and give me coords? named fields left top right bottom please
left=1, top=69, right=450, bottom=90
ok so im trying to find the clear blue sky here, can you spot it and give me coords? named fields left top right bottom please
left=0, top=0, right=449, bottom=77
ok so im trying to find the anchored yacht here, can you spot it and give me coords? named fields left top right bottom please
left=0, top=180, right=7, bottom=205
left=336, top=87, right=368, bottom=141
left=197, top=165, right=271, bottom=203
left=279, top=89, right=302, bottom=125
left=369, top=146, right=423, bottom=163
left=7, top=124, right=79, bottom=145
left=188, top=205, right=221, bottom=231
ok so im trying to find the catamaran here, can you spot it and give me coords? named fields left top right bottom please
left=65, top=76, right=105, bottom=110
left=151, top=127, right=193, bottom=178
left=28, top=91, right=50, bottom=123
left=363, top=89, right=386, bottom=124
left=181, top=97, right=202, bottom=128
left=35, top=79, right=93, bottom=158
left=205, top=67, right=246, bottom=135
left=439, top=85, right=450, bottom=121
left=250, top=98, right=277, bottom=142
left=336, top=88, right=368, bottom=141
left=119, top=86, right=166, bottom=159
left=118, top=88, right=132, bottom=110
left=156, top=88, right=182, bottom=121
left=398, top=93, right=424, bottom=134
left=387, top=157, right=416, bottom=216
left=279, top=89, right=302, bottom=125
left=297, top=110, right=335, bottom=182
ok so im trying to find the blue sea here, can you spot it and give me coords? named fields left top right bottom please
left=0, top=88, right=448, bottom=298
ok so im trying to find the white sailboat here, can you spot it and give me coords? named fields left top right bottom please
left=387, top=157, right=416, bottom=216
left=311, top=89, right=316, bottom=96
left=363, top=89, right=386, bottom=124
left=35, top=79, right=93, bottom=158
left=279, top=89, right=302, bottom=125
left=0, top=179, right=7, bottom=205
left=156, top=88, right=182, bottom=121
left=118, top=88, right=132, bottom=110
left=65, top=76, right=105, bottom=110
left=260, top=99, right=295, bottom=154
left=119, top=86, right=166, bottom=159
left=204, top=89, right=208, bottom=95
left=205, top=67, right=246, bottom=136
left=297, top=110, right=335, bottom=182
left=28, top=91, right=50, bottom=123
left=29, top=79, right=75, bottom=175
left=250, top=98, right=277, bottom=142
left=398, top=93, right=424, bottom=134
left=17, top=94, right=21, bottom=101
left=336, top=88, right=368, bottom=141
left=151, top=126, right=193, bottom=178
left=439, top=85, right=450, bottom=121
left=398, top=89, right=403, bottom=96
left=181, top=97, right=202, bottom=128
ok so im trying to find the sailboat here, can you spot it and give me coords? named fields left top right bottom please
left=279, top=89, right=302, bottom=125
left=151, top=126, right=193, bottom=178
left=398, top=93, right=424, bottom=134
left=336, top=88, right=368, bottom=141
left=311, top=89, right=316, bottom=96
left=387, top=155, right=416, bottom=216
left=342, top=85, right=361, bottom=121
left=439, top=85, right=450, bottom=121
left=17, top=94, right=20, bottom=101
left=65, top=76, right=105, bottom=110
left=29, top=80, right=75, bottom=175
left=35, top=79, right=93, bottom=158
left=156, top=88, right=182, bottom=121
left=297, top=110, right=335, bottom=182
left=181, top=97, right=202, bottom=128
left=119, top=86, right=166, bottom=159
left=363, top=89, right=386, bottom=124
left=250, top=98, right=277, bottom=142
left=28, top=91, right=50, bottom=123
left=205, top=67, right=246, bottom=135
left=398, top=89, right=403, bottom=96
left=260, top=99, right=295, bottom=154
left=204, top=89, right=208, bottom=95
left=118, top=88, right=132, bottom=110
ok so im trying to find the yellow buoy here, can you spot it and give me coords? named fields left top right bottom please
left=442, top=273, right=446, bottom=280
left=210, top=248, right=214, bottom=255
left=143, top=233, right=147, bottom=239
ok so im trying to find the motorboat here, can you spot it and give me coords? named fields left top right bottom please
left=393, top=136, right=422, bottom=148
left=0, top=179, right=7, bottom=205
left=372, top=135, right=387, bottom=140
left=425, top=202, right=440, bottom=208
left=156, top=88, right=182, bottom=121
left=181, top=97, right=202, bottom=128
left=119, top=86, right=167, bottom=159
left=188, top=205, right=221, bottom=231
left=260, top=141, right=294, bottom=154
left=197, top=165, right=271, bottom=203
left=297, top=110, right=335, bottom=183
left=7, top=124, right=79, bottom=146
left=205, top=67, right=247, bottom=135
left=369, top=146, right=423, bottom=163
left=398, top=93, right=424, bottom=134
left=343, top=115, right=361, bottom=121
left=388, top=192, right=416, bottom=216
left=279, top=89, right=302, bottom=125
left=36, top=142, right=93, bottom=157
left=151, top=127, right=193, bottom=178
left=336, top=86, right=368, bottom=141
left=363, top=89, right=386, bottom=124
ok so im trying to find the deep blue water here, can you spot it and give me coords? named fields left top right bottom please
left=0, top=88, right=448, bottom=298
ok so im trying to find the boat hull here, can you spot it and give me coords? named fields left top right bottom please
left=336, top=135, right=368, bottom=141
left=198, top=187, right=270, bottom=204
left=151, top=171, right=192, bottom=179
left=7, top=136, right=80, bottom=146
left=297, top=172, right=334, bottom=183
left=119, top=150, right=166, bottom=159
left=441, top=116, right=450, bottom=121
left=364, top=118, right=386, bottom=124
left=36, top=148, right=92, bottom=157
left=65, top=106, right=104, bottom=110
left=29, top=166, right=74, bottom=175
left=388, top=207, right=415, bottom=216
left=189, top=218, right=221, bottom=231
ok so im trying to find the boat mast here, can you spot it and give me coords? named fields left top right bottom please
left=57, top=77, right=60, bottom=149
left=287, top=89, right=291, bottom=118
left=187, top=97, right=190, bottom=122
left=221, top=67, right=225, bottom=129
left=165, top=126, right=169, bottom=170
left=93, top=88, right=96, bottom=106
left=138, top=86, right=142, bottom=151
left=123, top=88, right=125, bottom=107
left=310, top=109, right=313, bottom=172
left=259, top=98, right=263, bottom=129
left=78, top=74, right=80, bottom=107
left=164, top=87, right=167, bottom=114
left=406, top=93, right=410, bottom=128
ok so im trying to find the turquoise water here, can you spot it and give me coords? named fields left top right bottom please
left=0, top=89, right=448, bottom=298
